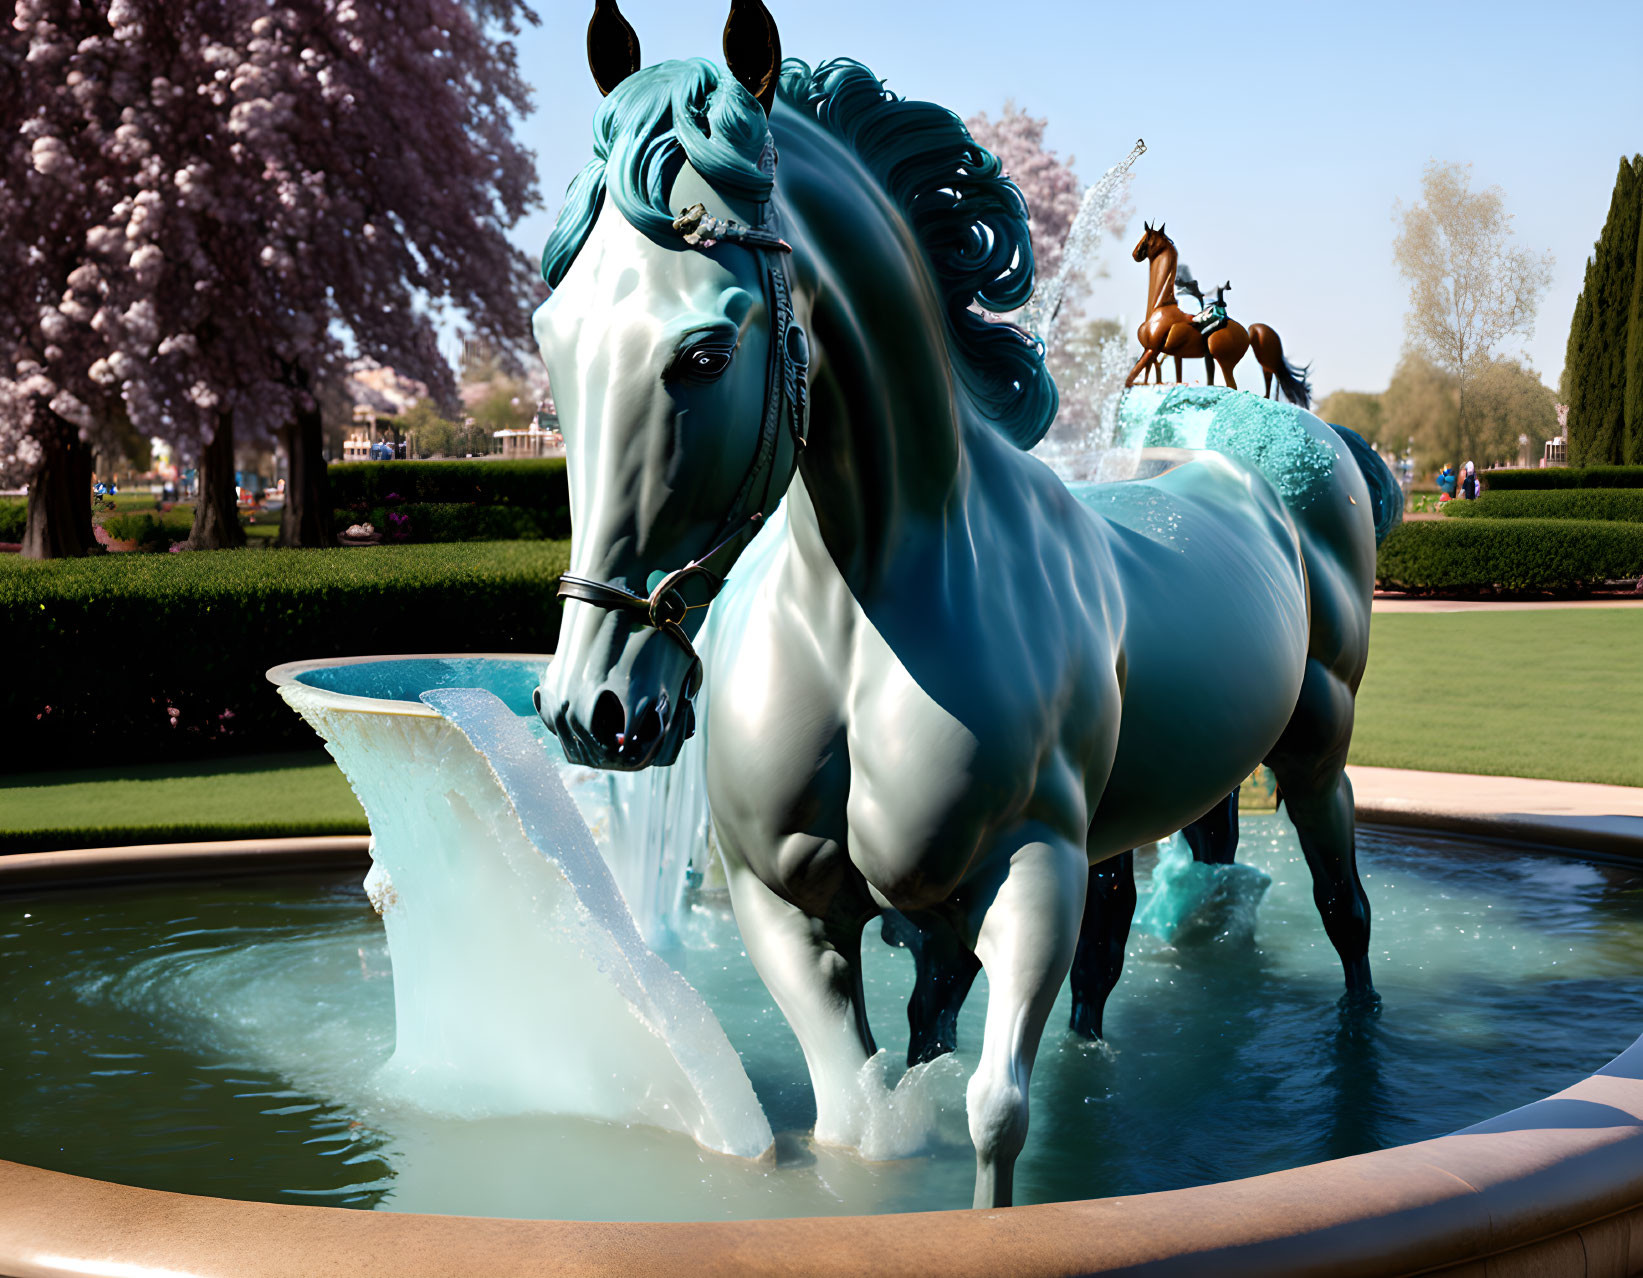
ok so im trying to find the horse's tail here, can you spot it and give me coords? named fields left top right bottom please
left=1329, top=424, right=1402, bottom=546
left=1274, top=356, right=1312, bottom=411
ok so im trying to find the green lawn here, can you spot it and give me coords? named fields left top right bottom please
left=1349, top=609, right=1643, bottom=787
left=0, top=751, right=367, bottom=852
left=3, top=608, right=1638, bottom=854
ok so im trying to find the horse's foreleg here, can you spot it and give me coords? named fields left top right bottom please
left=1068, top=850, right=1135, bottom=1040
left=1204, top=356, right=1216, bottom=386
left=883, top=910, right=982, bottom=1066
left=1124, top=349, right=1158, bottom=388
left=1266, top=662, right=1376, bottom=1005
left=965, top=834, right=1085, bottom=1208
left=724, top=859, right=878, bottom=1142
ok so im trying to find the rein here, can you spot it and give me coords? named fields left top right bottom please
left=556, top=137, right=809, bottom=699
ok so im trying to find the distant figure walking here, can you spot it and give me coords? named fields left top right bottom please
left=1460, top=460, right=1478, bottom=500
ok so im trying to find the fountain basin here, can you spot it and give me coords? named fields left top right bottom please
left=3, top=654, right=1642, bottom=1272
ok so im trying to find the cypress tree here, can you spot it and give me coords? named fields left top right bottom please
left=1627, top=170, right=1643, bottom=464
left=1565, top=156, right=1641, bottom=466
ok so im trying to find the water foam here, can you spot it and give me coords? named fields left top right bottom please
left=1135, top=834, right=1273, bottom=947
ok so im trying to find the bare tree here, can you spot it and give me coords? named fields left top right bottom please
left=1393, top=161, right=1553, bottom=465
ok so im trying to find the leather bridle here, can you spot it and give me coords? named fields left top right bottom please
left=556, top=138, right=809, bottom=699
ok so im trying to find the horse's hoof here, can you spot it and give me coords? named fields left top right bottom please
left=1068, top=1002, right=1106, bottom=1041
left=1337, top=985, right=1382, bottom=1016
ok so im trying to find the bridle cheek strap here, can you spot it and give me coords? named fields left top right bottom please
left=556, top=134, right=806, bottom=702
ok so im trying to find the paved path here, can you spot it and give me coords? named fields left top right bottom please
left=1373, top=595, right=1643, bottom=613
left=1349, top=764, right=1643, bottom=858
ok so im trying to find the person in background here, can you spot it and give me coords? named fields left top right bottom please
left=1460, top=460, right=1478, bottom=500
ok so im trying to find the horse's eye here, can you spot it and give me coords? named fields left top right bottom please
left=692, top=350, right=729, bottom=375
left=669, top=345, right=733, bottom=383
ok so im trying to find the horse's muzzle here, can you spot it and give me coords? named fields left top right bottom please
left=535, top=683, right=696, bottom=771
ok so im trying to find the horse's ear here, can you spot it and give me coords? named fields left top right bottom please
left=723, top=0, right=782, bottom=115
left=1143, top=220, right=1152, bottom=232
left=587, top=0, right=641, bottom=98
left=1157, top=222, right=1166, bottom=237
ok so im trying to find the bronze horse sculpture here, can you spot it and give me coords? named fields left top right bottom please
left=1129, top=226, right=1312, bottom=408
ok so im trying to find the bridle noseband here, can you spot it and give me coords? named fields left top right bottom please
left=556, top=137, right=809, bottom=700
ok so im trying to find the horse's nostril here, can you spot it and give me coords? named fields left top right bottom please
left=632, top=702, right=664, bottom=753
left=589, top=689, right=625, bottom=750
left=532, top=687, right=543, bottom=716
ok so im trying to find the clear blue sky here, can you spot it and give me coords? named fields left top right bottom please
left=508, top=0, right=1642, bottom=398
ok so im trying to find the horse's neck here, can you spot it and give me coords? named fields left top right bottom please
left=785, top=193, right=966, bottom=594
left=1150, top=247, right=1178, bottom=312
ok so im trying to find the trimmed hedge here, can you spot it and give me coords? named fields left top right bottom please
left=1443, top=489, right=1643, bottom=522
left=1, top=540, right=569, bottom=769
left=332, top=502, right=563, bottom=543
left=1376, top=518, right=1643, bottom=594
left=1482, top=465, right=1643, bottom=491
left=329, top=459, right=568, bottom=509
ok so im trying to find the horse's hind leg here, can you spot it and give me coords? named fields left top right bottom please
left=965, top=834, right=1085, bottom=1208
left=1181, top=789, right=1239, bottom=865
left=1205, top=356, right=1216, bottom=386
left=723, top=858, right=879, bottom=1142
left=1263, top=368, right=1274, bottom=399
left=883, top=909, right=981, bottom=1067
left=1266, top=660, right=1376, bottom=1004
left=1218, top=357, right=1239, bottom=390
left=1068, top=850, right=1136, bottom=1040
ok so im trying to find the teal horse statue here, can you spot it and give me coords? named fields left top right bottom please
left=533, top=0, right=1401, bottom=1210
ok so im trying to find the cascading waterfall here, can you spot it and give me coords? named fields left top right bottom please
left=275, top=662, right=773, bottom=1160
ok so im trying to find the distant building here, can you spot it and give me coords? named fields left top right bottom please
left=494, top=418, right=563, bottom=459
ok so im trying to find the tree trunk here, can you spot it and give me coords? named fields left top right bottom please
left=184, top=410, right=246, bottom=550
left=20, top=409, right=98, bottom=559
left=279, top=391, right=335, bottom=548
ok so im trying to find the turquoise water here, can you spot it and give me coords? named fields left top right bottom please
left=3, top=822, right=1642, bottom=1220
left=293, top=658, right=543, bottom=716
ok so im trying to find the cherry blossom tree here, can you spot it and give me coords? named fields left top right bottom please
left=3, top=0, right=541, bottom=556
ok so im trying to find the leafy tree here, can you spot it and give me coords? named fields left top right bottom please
left=1379, top=351, right=1555, bottom=475
left=1470, top=357, right=1559, bottom=466
left=1393, top=161, right=1553, bottom=468
left=2, top=0, right=540, bottom=557
left=1563, top=156, right=1641, bottom=466
left=1381, top=353, right=1459, bottom=476
left=1315, top=391, right=1385, bottom=447
left=396, top=398, right=456, bottom=459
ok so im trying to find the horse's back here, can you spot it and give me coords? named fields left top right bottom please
left=1073, top=387, right=1380, bottom=851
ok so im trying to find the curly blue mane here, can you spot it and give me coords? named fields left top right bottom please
left=542, top=57, right=1057, bottom=452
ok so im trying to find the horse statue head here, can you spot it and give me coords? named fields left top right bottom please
left=532, top=1, right=802, bottom=770
left=1131, top=220, right=1172, bottom=263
